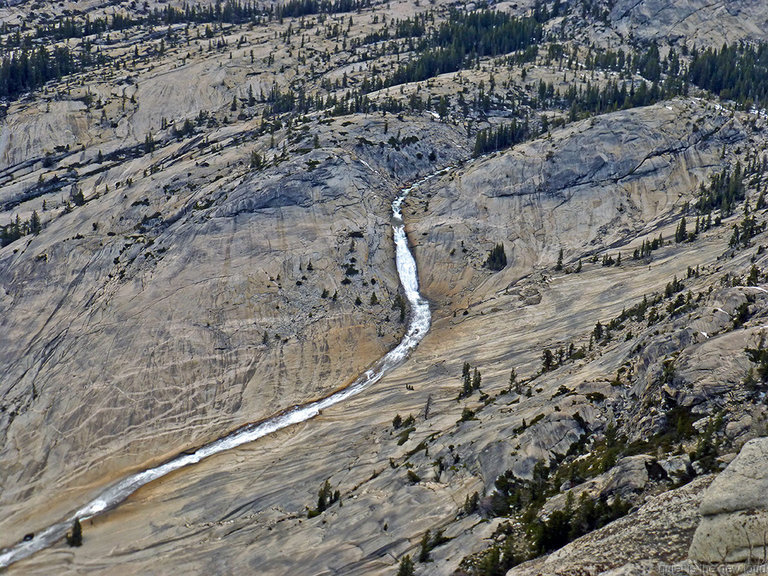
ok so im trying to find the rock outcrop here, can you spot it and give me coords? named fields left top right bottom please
left=409, top=98, right=746, bottom=306
left=689, top=438, right=768, bottom=564
left=509, top=476, right=714, bottom=576
left=607, top=0, right=768, bottom=47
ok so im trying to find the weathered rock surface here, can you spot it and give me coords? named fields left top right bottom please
left=7, top=96, right=768, bottom=576
left=0, top=148, right=406, bottom=546
left=0, top=3, right=471, bottom=546
left=542, top=455, right=654, bottom=516
left=409, top=98, right=745, bottom=306
left=509, top=476, right=714, bottom=576
left=3, top=1, right=768, bottom=571
left=607, top=0, right=768, bottom=47
left=689, top=438, right=768, bottom=563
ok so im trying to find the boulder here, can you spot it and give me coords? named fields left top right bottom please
left=659, top=454, right=691, bottom=482
left=689, top=438, right=768, bottom=563
left=542, top=455, right=652, bottom=516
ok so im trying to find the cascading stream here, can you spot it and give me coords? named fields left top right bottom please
left=0, top=166, right=450, bottom=569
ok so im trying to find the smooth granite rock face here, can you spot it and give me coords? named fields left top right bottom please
left=5, top=86, right=768, bottom=574
left=0, top=151, right=406, bottom=542
left=689, top=438, right=768, bottom=563
left=607, top=0, right=768, bottom=47
left=408, top=99, right=745, bottom=303
left=3, top=0, right=768, bottom=567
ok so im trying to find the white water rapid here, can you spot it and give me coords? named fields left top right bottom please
left=0, top=167, right=450, bottom=569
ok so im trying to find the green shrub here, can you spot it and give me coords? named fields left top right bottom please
left=459, top=407, right=476, bottom=422
left=397, top=427, right=415, bottom=445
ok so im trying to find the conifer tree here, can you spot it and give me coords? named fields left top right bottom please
left=675, top=217, right=687, bottom=242
left=484, top=243, right=507, bottom=271
left=29, top=211, right=41, bottom=235
left=66, top=518, right=82, bottom=547
left=397, top=555, right=414, bottom=576
left=472, top=368, right=482, bottom=390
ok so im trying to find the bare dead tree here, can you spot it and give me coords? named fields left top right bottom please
left=423, top=394, right=433, bottom=420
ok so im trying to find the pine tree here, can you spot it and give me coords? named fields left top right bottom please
left=29, top=210, right=41, bottom=235
left=478, top=546, right=501, bottom=575
left=460, top=362, right=473, bottom=398
left=464, top=491, right=480, bottom=515
left=317, top=480, right=331, bottom=512
left=397, top=555, right=415, bottom=576
left=542, top=349, right=554, bottom=371
left=484, top=243, right=507, bottom=271
left=675, top=217, right=687, bottom=242
left=71, top=186, right=85, bottom=206
left=437, top=95, right=449, bottom=119
left=593, top=321, right=603, bottom=341
left=419, top=530, right=431, bottom=562
left=747, top=265, right=760, bottom=286
left=462, top=371, right=472, bottom=398
left=66, top=518, right=82, bottom=547
left=472, top=368, right=482, bottom=390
